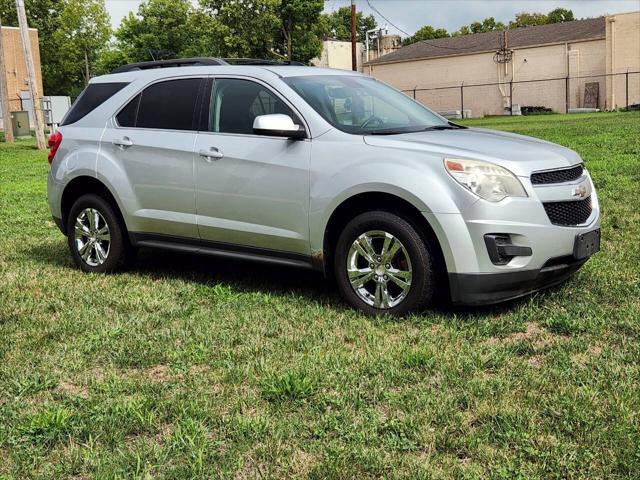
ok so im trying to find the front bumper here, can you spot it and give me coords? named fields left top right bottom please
left=424, top=170, right=600, bottom=305
left=448, top=256, right=587, bottom=305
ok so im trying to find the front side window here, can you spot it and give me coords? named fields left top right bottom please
left=116, top=78, right=202, bottom=131
left=210, top=78, right=299, bottom=135
left=284, top=75, right=448, bottom=135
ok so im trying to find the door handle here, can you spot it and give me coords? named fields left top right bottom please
left=113, top=136, right=133, bottom=148
left=199, top=147, right=224, bottom=161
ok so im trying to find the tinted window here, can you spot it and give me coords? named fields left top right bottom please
left=210, top=79, right=299, bottom=134
left=116, top=93, right=140, bottom=127
left=121, top=78, right=202, bottom=131
left=61, top=82, right=128, bottom=125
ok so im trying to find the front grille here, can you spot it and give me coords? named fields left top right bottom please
left=543, top=196, right=592, bottom=226
left=531, top=164, right=584, bottom=185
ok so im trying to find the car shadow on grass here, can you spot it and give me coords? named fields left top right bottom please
left=26, top=241, right=561, bottom=319
left=28, top=240, right=340, bottom=307
left=134, top=247, right=335, bottom=299
left=24, top=241, right=562, bottom=322
left=131, top=248, right=564, bottom=319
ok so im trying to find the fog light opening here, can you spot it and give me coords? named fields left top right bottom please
left=484, top=234, right=532, bottom=265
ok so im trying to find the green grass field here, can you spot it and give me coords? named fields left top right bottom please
left=1, top=112, right=639, bottom=479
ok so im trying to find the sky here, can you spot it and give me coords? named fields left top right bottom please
left=105, top=0, right=640, bottom=32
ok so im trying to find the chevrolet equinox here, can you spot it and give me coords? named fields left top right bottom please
left=47, top=58, right=601, bottom=316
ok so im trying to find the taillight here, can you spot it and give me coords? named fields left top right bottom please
left=48, top=131, right=62, bottom=164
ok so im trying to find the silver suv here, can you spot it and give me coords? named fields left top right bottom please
left=47, top=58, right=600, bottom=315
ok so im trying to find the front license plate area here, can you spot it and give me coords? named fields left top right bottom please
left=573, top=228, right=600, bottom=260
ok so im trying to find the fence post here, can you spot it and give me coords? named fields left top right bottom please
left=460, top=83, right=464, bottom=118
left=509, top=80, right=513, bottom=115
left=626, top=70, right=629, bottom=109
left=413, top=86, right=416, bottom=99
left=565, top=76, right=569, bottom=113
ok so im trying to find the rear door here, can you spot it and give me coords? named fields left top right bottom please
left=193, top=77, right=311, bottom=255
left=101, top=77, right=204, bottom=238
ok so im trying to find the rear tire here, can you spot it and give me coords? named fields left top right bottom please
left=334, top=211, right=435, bottom=316
left=66, top=194, right=130, bottom=273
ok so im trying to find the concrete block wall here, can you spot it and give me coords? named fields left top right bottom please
left=369, top=12, right=639, bottom=116
left=606, top=11, right=640, bottom=108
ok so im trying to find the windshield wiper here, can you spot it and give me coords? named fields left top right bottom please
left=423, top=122, right=466, bottom=131
left=368, top=122, right=467, bottom=135
left=368, top=126, right=426, bottom=135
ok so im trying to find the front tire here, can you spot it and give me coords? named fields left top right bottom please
left=334, top=211, right=435, bottom=316
left=67, top=194, right=129, bottom=273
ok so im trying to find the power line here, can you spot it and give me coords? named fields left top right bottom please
left=364, top=0, right=465, bottom=51
left=364, top=0, right=410, bottom=36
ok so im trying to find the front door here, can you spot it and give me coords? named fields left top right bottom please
left=101, top=77, right=204, bottom=238
left=194, top=77, right=311, bottom=255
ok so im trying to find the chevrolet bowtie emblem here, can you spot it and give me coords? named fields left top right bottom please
left=572, top=185, right=588, bottom=198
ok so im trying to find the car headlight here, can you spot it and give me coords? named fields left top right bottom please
left=444, top=158, right=527, bottom=202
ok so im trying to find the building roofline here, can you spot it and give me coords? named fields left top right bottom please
left=366, top=16, right=609, bottom=66
left=365, top=36, right=606, bottom=67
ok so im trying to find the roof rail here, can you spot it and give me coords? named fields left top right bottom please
left=111, top=57, right=228, bottom=74
left=111, top=57, right=307, bottom=74
left=221, top=58, right=307, bottom=66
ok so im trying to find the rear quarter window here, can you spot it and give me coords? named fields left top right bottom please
left=61, top=82, right=128, bottom=126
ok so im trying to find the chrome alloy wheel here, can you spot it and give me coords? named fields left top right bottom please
left=346, top=230, right=412, bottom=309
left=74, top=208, right=111, bottom=267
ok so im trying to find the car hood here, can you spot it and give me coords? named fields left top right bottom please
left=363, top=127, right=583, bottom=177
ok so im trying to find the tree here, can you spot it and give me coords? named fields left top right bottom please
left=198, top=0, right=280, bottom=59
left=509, top=9, right=573, bottom=29
left=111, top=0, right=324, bottom=66
left=453, top=16, right=505, bottom=36
left=115, top=0, right=199, bottom=62
left=94, top=46, right=130, bottom=76
left=277, top=0, right=323, bottom=62
left=0, top=0, right=111, bottom=97
left=546, top=8, right=574, bottom=24
left=509, top=12, right=549, bottom=28
left=403, top=25, right=449, bottom=46
left=54, top=0, right=111, bottom=91
left=318, top=6, right=377, bottom=43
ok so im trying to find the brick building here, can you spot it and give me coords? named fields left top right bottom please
left=0, top=25, right=43, bottom=118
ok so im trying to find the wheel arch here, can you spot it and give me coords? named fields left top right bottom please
left=321, top=191, right=449, bottom=296
left=60, top=176, right=126, bottom=236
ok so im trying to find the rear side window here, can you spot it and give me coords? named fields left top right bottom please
left=61, top=82, right=128, bottom=126
left=116, top=78, right=202, bottom=131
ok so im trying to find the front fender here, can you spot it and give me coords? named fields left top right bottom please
left=308, top=132, right=475, bottom=254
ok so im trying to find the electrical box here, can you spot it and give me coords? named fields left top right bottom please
left=42, top=96, right=71, bottom=125
left=10, top=111, right=31, bottom=138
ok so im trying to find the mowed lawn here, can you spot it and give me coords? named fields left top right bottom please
left=0, top=112, right=639, bottom=479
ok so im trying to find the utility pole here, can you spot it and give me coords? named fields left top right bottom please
left=15, top=0, right=46, bottom=149
left=0, top=15, right=15, bottom=142
left=351, top=0, right=357, bottom=71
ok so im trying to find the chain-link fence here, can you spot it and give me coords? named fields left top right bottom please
left=402, top=71, right=640, bottom=118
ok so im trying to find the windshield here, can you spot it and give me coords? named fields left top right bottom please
left=283, top=75, right=449, bottom=135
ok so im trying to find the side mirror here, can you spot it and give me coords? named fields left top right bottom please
left=253, top=114, right=306, bottom=139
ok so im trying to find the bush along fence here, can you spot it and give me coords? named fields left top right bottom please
left=401, top=71, right=640, bottom=118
